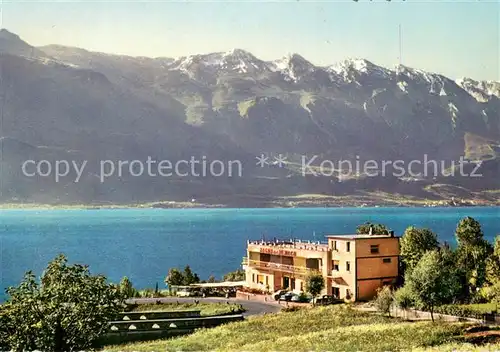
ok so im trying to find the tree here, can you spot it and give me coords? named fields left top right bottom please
left=0, top=254, right=122, bottom=352
left=486, top=235, right=500, bottom=285
left=479, top=282, right=500, bottom=308
left=305, top=271, right=325, bottom=306
left=223, top=269, right=246, bottom=282
left=374, top=285, right=394, bottom=316
left=404, top=250, right=461, bottom=321
left=119, top=276, right=136, bottom=299
left=207, top=275, right=217, bottom=283
left=165, top=268, right=184, bottom=291
left=456, top=217, right=484, bottom=246
left=455, top=217, right=493, bottom=296
left=400, top=227, right=439, bottom=272
left=394, top=285, right=414, bottom=320
left=183, top=265, right=200, bottom=285
left=356, top=222, right=389, bottom=236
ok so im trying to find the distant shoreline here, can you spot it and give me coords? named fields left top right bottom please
left=0, top=199, right=498, bottom=210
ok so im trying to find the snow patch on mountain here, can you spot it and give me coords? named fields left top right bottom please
left=329, top=59, right=391, bottom=82
left=397, top=81, right=408, bottom=93
left=270, top=53, right=316, bottom=82
left=456, top=77, right=500, bottom=102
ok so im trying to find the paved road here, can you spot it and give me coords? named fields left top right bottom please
left=127, top=297, right=282, bottom=317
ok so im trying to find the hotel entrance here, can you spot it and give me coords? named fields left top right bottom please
left=283, top=276, right=290, bottom=290
left=282, top=276, right=296, bottom=290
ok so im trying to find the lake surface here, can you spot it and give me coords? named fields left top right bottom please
left=0, top=207, right=498, bottom=301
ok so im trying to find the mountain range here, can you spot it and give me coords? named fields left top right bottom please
left=0, top=28, right=498, bottom=207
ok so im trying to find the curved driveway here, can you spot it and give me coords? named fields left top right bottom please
left=127, top=297, right=282, bottom=317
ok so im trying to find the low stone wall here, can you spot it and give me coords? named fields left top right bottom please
left=236, top=291, right=274, bottom=303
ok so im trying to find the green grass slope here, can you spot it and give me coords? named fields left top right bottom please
left=103, top=305, right=500, bottom=352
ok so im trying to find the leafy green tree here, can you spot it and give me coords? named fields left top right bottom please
left=119, top=276, right=136, bottom=299
left=165, top=268, right=184, bottom=290
left=223, top=269, right=246, bottom=281
left=394, top=285, right=414, bottom=320
left=207, top=275, right=217, bottom=283
left=0, top=254, right=122, bottom=352
left=374, top=286, right=394, bottom=316
left=305, top=271, right=325, bottom=306
left=356, top=222, right=389, bottom=236
left=400, top=227, right=439, bottom=272
left=479, top=282, right=500, bottom=307
left=456, top=217, right=484, bottom=246
left=486, top=235, right=500, bottom=285
left=404, top=250, right=462, bottom=321
left=455, top=217, right=493, bottom=296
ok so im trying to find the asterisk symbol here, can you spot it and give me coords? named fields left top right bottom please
left=256, top=154, right=269, bottom=168
left=273, top=154, right=288, bottom=168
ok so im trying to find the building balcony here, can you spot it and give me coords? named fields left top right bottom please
left=242, top=258, right=316, bottom=276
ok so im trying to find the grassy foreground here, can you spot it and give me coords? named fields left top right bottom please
left=103, top=305, right=500, bottom=351
left=127, top=302, right=244, bottom=316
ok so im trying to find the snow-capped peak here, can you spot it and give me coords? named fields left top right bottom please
left=328, top=58, right=390, bottom=81
left=170, top=48, right=265, bottom=75
left=456, top=77, right=500, bottom=102
left=270, top=53, right=316, bottom=82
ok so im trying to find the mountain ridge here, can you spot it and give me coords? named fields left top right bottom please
left=0, top=28, right=498, bottom=206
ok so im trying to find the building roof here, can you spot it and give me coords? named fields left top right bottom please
left=325, top=234, right=398, bottom=240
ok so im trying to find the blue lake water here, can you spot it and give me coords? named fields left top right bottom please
left=0, top=207, right=498, bottom=301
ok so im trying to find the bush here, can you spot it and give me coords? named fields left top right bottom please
left=433, top=305, right=485, bottom=319
left=281, top=306, right=302, bottom=313
left=297, top=292, right=310, bottom=303
left=239, top=287, right=266, bottom=295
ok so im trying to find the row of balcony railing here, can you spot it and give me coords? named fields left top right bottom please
left=243, top=257, right=349, bottom=278
left=242, top=258, right=320, bottom=275
left=247, top=240, right=330, bottom=252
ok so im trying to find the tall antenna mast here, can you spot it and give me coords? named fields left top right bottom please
left=399, top=24, right=402, bottom=67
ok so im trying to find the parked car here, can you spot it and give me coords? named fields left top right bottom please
left=273, top=289, right=287, bottom=301
left=279, top=292, right=294, bottom=302
left=315, top=295, right=340, bottom=305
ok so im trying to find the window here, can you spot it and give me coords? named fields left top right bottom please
left=265, top=276, right=269, bottom=285
left=333, top=240, right=337, bottom=250
left=346, top=242, right=351, bottom=252
left=370, top=245, right=379, bottom=254
left=346, top=261, right=351, bottom=272
left=333, top=287, right=340, bottom=298
left=383, top=258, right=391, bottom=263
left=333, top=260, right=339, bottom=271
left=252, top=274, right=255, bottom=283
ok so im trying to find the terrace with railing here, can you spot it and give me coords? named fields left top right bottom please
left=247, top=239, right=330, bottom=252
left=242, top=257, right=317, bottom=275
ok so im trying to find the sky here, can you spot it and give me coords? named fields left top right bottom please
left=3, top=0, right=499, bottom=81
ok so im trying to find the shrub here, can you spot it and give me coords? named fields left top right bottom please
left=239, top=287, right=266, bottom=295
left=281, top=306, right=302, bottom=313
left=433, top=305, right=485, bottom=319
